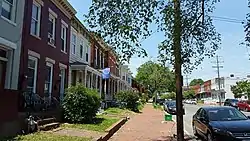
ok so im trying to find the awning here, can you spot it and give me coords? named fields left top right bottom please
left=70, top=61, right=101, bottom=76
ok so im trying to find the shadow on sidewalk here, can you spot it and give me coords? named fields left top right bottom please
left=152, top=135, right=202, bottom=141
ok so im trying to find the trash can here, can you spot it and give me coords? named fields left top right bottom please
left=164, top=113, right=172, bottom=121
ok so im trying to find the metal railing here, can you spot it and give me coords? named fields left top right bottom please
left=21, top=91, right=60, bottom=113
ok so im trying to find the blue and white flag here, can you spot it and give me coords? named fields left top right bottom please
left=102, top=68, right=110, bottom=79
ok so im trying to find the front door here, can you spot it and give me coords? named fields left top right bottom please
left=59, top=68, right=65, bottom=102
left=0, top=60, right=6, bottom=89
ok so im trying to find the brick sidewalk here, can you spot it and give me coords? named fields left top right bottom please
left=109, top=104, right=176, bottom=141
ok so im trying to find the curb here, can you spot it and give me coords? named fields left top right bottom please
left=97, top=117, right=129, bottom=141
left=172, top=117, right=190, bottom=135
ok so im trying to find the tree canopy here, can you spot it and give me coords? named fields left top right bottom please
left=135, top=61, right=175, bottom=96
left=85, top=0, right=220, bottom=72
left=183, top=89, right=196, bottom=99
left=189, top=79, right=204, bottom=86
left=231, top=81, right=250, bottom=98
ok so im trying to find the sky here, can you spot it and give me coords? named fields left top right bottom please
left=68, top=0, right=250, bottom=83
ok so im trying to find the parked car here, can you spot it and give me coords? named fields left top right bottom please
left=192, top=106, right=250, bottom=141
left=156, top=98, right=165, bottom=105
left=164, top=101, right=185, bottom=115
left=224, top=99, right=239, bottom=108
left=237, top=100, right=250, bottom=112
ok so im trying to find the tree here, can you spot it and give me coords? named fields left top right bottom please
left=135, top=61, right=175, bottom=97
left=85, top=0, right=220, bottom=140
left=231, top=81, right=250, bottom=99
left=189, top=79, right=204, bottom=86
left=161, top=92, right=176, bottom=100
left=244, top=1, right=250, bottom=47
left=183, top=89, right=196, bottom=99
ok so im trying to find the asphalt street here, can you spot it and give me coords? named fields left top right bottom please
left=172, top=104, right=250, bottom=136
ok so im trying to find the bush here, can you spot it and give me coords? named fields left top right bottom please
left=115, top=91, right=140, bottom=112
left=62, top=84, right=101, bottom=123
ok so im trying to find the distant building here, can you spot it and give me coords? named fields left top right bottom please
left=194, top=75, right=246, bottom=103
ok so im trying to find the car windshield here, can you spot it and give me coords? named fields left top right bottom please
left=168, top=102, right=176, bottom=107
left=208, top=108, right=248, bottom=121
left=231, top=99, right=238, bottom=102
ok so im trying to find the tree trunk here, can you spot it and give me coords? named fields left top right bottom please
left=173, top=0, right=184, bottom=140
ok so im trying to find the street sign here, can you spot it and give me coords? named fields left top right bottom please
left=102, top=68, right=110, bottom=79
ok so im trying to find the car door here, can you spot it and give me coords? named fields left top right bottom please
left=199, top=110, right=210, bottom=135
left=193, top=109, right=203, bottom=133
left=238, top=101, right=243, bottom=110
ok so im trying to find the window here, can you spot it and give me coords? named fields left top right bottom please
left=61, top=25, right=67, bottom=52
left=59, top=68, right=66, bottom=102
left=80, top=43, right=83, bottom=59
left=27, top=56, right=38, bottom=93
left=44, top=62, right=53, bottom=94
left=71, top=34, right=76, bottom=54
left=95, top=47, right=97, bottom=66
left=99, top=51, right=102, bottom=68
left=30, top=1, right=41, bottom=36
left=85, top=45, right=89, bottom=62
left=1, top=0, right=15, bottom=21
left=102, top=53, right=105, bottom=68
left=48, top=13, right=56, bottom=45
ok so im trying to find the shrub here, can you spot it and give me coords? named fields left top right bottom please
left=115, top=91, right=140, bottom=112
left=62, top=84, right=101, bottom=123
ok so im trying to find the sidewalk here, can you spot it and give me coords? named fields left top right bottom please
left=109, top=104, right=176, bottom=141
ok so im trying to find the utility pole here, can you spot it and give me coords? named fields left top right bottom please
left=173, top=0, right=184, bottom=140
left=212, top=55, right=223, bottom=106
left=185, top=75, right=191, bottom=89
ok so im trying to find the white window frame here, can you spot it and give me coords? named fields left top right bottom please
left=80, top=39, right=84, bottom=59
left=48, top=12, right=56, bottom=45
left=59, top=67, right=66, bottom=102
left=95, top=47, right=98, bottom=66
left=102, top=53, right=105, bottom=68
left=61, top=24, right=67, bottom=52
left=85, top=45, right=89, bottom=62
left=28, top=56, right=38, bottom=93
left=71, top=33, right=77, bottom=54
left=30, top=1, right=41, bottom=37
left=1, top=0, right=16, bottom=22
left=45, top=62, right=53, bottom=94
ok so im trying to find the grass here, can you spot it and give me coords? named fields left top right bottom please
left=103, top=107, right=136, bottom=117
left=62, top=116, right=119, bottom=132
left=153, top=103, right=163, bottom=111
left=1, top=132, right=91, bottom=141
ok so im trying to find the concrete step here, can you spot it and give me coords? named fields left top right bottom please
left=39, top=122, right=60, bottom=131
left=37, top=117, right=56, bottom=126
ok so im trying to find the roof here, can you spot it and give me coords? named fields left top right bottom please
left=70, top=61, right=88, bottom=66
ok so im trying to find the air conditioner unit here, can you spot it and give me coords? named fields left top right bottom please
left=48, top=34, right=55, bottom=45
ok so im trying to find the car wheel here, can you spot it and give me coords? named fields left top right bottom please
left=207, top=132, right=214, bottom=141
left=192, top=125, right=198, bottom=136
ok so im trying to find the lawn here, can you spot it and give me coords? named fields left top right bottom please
left=1, top=132, right=91, bottom=141
left=62, top=116, right=119, bottom=132
left=103, top=108, right=136, bottom=117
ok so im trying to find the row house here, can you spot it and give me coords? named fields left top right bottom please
left=118, top=65, right=132, bottom=91
left=0, top=0, right=25, bottom=135
left=193, top=75, right=244, bottom=103
left=69, top=19, right=103, bottom=96
left=19, top=0, right=76, bottom=105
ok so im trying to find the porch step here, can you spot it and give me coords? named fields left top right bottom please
left=37, top=118, right=56, bottom=126
left=39, top=122, right=60, bottom=131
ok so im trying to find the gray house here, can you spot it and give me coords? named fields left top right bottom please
left=0, top=0, right=25, bottom=90
left=0, top=0, right=25, bottom=136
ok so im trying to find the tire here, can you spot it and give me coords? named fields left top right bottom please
left=193, top=125, right=198, bottom=136
left=207, top=132, right=214, bottom=141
